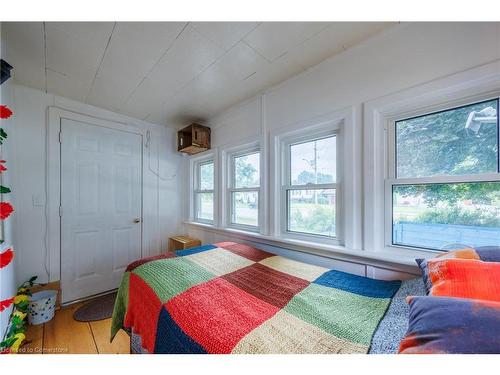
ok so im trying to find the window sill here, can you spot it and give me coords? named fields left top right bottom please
left=184, top=221, right=420, bottom=273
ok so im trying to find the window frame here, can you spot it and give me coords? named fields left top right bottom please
left=192, top=156, right=216, bottom=225
left=279, top=126, right=343, bottom=245
left=385, top=96, right=500, bottom=252
left=227, top=147, right=261, bottom=232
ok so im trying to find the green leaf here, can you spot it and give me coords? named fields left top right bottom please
left=11, top=315, right=22, bottom=325
left=0, top=128, right=7, bottom=139
left=0, top=186, right=11, bottom=194
left=16, top=301, right=29, bottom=311
left=0, top=337, right=16, bottom=348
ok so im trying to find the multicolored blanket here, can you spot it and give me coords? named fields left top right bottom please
left=111, top=242, right=402, bottom=354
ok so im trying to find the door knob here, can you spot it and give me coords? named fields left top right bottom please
left=133, top=218, right=141, bottom=223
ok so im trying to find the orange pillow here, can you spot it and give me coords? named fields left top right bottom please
left=435, top=248, right=480, bottom=260
left=427, top=258, right=500, bottom=302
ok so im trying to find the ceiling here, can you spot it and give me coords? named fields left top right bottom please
left=1, top=22, right=395, bottom=127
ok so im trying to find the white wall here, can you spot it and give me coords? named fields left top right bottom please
left=186, top=22, right=500, bottom=278
left=7, top=83, right=185, bottom=285
left=209, top=22, right=500, bottom=150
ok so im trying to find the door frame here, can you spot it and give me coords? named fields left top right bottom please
left=47, top=107, right=145, bottom=289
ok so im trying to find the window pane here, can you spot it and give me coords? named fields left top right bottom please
left=196, top=192, right=213, bottom=221
left=290, top=136, right=336, bottom=185
left=199, top=162, right=214, bottom=190
left=396, top=99, right=499, bottom=178
left=393, top=182, right=500, bottom=250
left=288, top=189, right=336, bottom=237
left=234, top=152, right=260, bottom=188
left=231, top=191, right=258, bottom=226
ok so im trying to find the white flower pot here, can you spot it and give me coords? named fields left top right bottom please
left=28, top=290, right=57, bottom=325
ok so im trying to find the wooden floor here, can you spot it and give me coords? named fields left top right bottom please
left=19, top=302, right=130, bottom=354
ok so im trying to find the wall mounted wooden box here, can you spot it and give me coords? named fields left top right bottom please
left=177, top=123, right=211, bottom=155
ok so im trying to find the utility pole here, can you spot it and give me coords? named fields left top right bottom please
left=303, top=141, right=319, bottom=204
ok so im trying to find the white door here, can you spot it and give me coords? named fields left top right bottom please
left=61, top=118, right=142, bottom=303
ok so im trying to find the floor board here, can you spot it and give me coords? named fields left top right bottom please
left=19, top=323, right=43, bottom=354
left=43, top=303, right=97, bottom=354
left=20, top=301, right=130, bottom=354
left=90, top=319, right=129, bottom=354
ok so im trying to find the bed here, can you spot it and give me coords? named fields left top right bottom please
left=111, top=241, right=425, bottom=354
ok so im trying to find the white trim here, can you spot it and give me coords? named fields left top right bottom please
left=218, top=137, right=264, bottom=234
left=270, top=107, right=355, bottom=247
left=386, top=174, right=500, bottom=185
left=225, top=143, right=261, bottom=232
left=185, top=221, right=420, bottom=274
left=189, top=150, right=217, bottom=225
left=47, top=106, right=146, bottom=283
left=260, top=95, right=270, bottom=236
left=364, top=61, right=500, bottom=257
left=385, top=96, right=500, bottom=252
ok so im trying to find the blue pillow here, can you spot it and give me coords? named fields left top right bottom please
left=475, top=246, right=500, bottom=262
left=399, top=296, right=500, bottom=354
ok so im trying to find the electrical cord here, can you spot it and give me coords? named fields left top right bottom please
left=145, top=129, right=181, bottom=181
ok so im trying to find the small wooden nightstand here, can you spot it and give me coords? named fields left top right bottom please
left=168, top=235, right=202, bottom=252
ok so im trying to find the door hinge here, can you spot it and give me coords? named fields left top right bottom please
left=59, top=130, right=62, bottom=143
left=59, top=206, right=63, bottom=217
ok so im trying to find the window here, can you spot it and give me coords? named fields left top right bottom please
left=283, top=134, right=338, bottom=238
left=194, top=159, right=214, bottom=223
left=228, top=150, right=260, bottom=229
left=389, top=98, right=500, bottom=251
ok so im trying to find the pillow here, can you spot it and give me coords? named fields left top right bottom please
left=415, top=258, right=433, bottom=294
left=423, top=258, right=500, bottom=302
left=399, top=296, right=500, bottom=354
left=433, top=246, right=500, bottom=261
left=416, top=246, right=500, bottom=293
left=473, top=246, right=500, bottom=262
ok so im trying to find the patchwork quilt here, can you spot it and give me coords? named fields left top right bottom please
left=111, top=242, right=402, bottom=354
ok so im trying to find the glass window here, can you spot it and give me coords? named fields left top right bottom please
left=229, top=150, right=260, bottom=229
left=231, top=191, right=259, bottom=226
left=199, top=162, right=214, bottom=190
left=290, top=136, right=336, bottom=185
left=194, top=160, right=214, bottom=223
left=285, top=135, right=337, bottom=239
left=288, top=189, right=336, bottom=237
left=234, top=152, right=260, bottom=188
left=396, top=99, right=498, bottom=178
left=390, top=98, right=500, bottom=251
left=196, top=192, right=214, bottom=222
left=393, top=182, right=500, bottom=250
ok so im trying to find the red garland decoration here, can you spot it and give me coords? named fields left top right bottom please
left=0, top=105, right=13, bottom=120
left=0, top=102, right=13, bottom=330
left=0, top=248, right=14, bottom=269
left=0, top=297, right=14, bottom=312
left=0, top=202, right=14, bottom=220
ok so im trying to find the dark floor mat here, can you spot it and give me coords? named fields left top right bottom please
left=73, top=292, right=117, bottom=322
